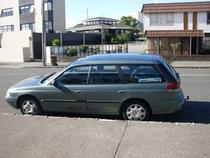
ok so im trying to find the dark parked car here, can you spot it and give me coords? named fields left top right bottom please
left=6, top=53, right=185, bottom=121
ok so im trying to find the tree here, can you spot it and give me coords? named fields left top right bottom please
left=120, top=16, right=140, bottom=34
left=170, top=42, right=181, bottom=56
left=120, top=16, right=140, bottom=40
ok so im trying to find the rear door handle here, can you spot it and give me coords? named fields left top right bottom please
left=118, top=90, right=127, bottom=94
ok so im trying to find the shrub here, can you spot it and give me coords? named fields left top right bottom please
left=65, top=47, right=77, bottom=57
left=111, top=34, right=128, bottom=44
left=51, top=38, right=60, bottom=46
left=94, top=46, right=100, bottom=54
left=80, top=45, right=89, bottom=53
left=118, top=46, right=123, bottom=53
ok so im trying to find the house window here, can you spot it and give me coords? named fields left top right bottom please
left=45, top=2, right=52, bottom=11
left=150, top=13, right=174, bottom=26
left=166, top=13, right=174, bottom=25
left=20, top=23, right=33, bottom=30
left=207, top=12, right=210, bottom=24
left=0, top=25, right=14, bottom=33
left=150, top=14, right=160, bottom=26
left=45, top=21, right=53, bottom=32
left=20, top=5, right=34, bottom=15
left=1, top=8, right=13, bottom=17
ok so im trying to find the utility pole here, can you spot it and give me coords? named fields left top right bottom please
left=83, top=9, right=88, bottom=45
left=42, top=0, right=46, bottom=66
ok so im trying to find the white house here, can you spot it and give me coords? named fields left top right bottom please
left=142, top=1, right=210, bottom=55
left=0, top=0, right=65, bottom=62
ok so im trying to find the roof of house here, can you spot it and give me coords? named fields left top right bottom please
left=68, top=23, right=132, bottom=31
left=141, top=1, right=210, bottom=13
left=85, top=17, right=119, bottom=22
left=145, top=30, right=204, bottom=38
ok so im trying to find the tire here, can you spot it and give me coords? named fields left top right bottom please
left=19, top=97, right=42, bottom=115
left=122, top=101, right=151, bottom=121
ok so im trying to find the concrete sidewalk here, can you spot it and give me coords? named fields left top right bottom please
left=0, top=114, right=210, bottom=158
left=0, top=62, right=67, bottom=68
left=171, top=61, right=210, bottom=68
left=1, top=61, right=210, bottom=69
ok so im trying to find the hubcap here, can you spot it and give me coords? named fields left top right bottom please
left=22, top=100, right=38, bottom=114
left=126, top=104, right=146, bottom=120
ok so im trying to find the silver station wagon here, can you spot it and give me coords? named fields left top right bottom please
left=6, top=53, right=185, bottom=121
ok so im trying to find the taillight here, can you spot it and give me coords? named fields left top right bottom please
left=166, top=82, right=180, bottom=91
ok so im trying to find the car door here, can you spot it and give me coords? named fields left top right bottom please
left=85, top=65, right=129, bottom=115
left=41, top=66, right=90, bottom=113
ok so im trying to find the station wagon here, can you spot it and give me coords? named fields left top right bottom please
left=6, top=53, right=185, bottom=121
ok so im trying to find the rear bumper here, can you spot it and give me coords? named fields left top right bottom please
left=152, top=90, right=186, bottom=115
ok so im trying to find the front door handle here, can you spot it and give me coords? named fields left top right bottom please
left=74, top=90, right=83, bottom=94
left=118, top=90, right=127, bottom=94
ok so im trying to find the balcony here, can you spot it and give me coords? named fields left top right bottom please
left=19, top=0, right=34, bottom=6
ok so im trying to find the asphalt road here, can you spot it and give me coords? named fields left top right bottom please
left=1, top=68, right=210, bottom=123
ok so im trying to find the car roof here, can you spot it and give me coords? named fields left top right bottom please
left=71, top=53, right=163, bottom=66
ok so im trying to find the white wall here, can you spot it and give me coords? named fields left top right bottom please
left=128, top=42, right=147, bottom=53
left=34, top=0, right=43, bottom=32
left=0, top=31, right=32, bottom=62
left=0, top=0, right=20, bottom=32
left=53, top=0, right=66, bottom=32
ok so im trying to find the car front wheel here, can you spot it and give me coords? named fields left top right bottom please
left=19, top=97, right=42, bottom=115
left=122, top=101, right=151, bottom=121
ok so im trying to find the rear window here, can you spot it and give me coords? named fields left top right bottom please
left=120, top=65, right=163, bottom=83
left=161, top=58, right=178, bottom=80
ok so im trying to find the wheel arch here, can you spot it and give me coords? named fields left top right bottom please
left=16, top=94, right=42, bottom=109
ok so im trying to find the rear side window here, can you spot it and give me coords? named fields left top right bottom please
left=120, top=65, right=163, bottom=83
left=89, top=65, right=122, bottom=84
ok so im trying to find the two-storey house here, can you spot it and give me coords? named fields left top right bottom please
left=142, top=1, right=210, bottom=55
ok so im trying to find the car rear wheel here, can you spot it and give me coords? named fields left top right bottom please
left=19, top=97, right=41, bottom=115
left=122, top=101, right=151, bottom=121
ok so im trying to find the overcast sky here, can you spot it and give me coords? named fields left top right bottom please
left=65, top=0, right=210, bottom=28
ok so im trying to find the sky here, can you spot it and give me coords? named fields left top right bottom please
left=65, top=0, right=210, bottom=28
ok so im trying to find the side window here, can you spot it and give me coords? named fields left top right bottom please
left=89, top=65, right=122, bottom=84
left=57, top=66, right=90, bottom=85
left=120, top=65, right=163, bottom=83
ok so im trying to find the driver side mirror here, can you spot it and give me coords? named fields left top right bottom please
left=51, top=79, right=57, bottom=86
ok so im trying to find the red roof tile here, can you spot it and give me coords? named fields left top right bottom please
left=145, top=30, right=204, bottom=37
left=142, top=1, right=210, bottom=13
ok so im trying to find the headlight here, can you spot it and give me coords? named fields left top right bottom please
left=5, top=89, right=11, bottom=98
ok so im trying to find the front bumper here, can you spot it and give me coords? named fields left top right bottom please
left=6, top=97, right=18, bottom=109
left=5, top=89, right=18, bottom=109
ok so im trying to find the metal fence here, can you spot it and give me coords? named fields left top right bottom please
left=51, top=44, right=128, bottom=58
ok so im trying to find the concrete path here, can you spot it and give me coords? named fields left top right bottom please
left=0, top=114, right=210, bottom=158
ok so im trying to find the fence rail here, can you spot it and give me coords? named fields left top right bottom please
left=51, top=44, right=128, bottom=58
